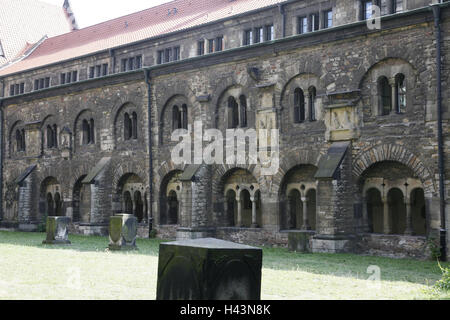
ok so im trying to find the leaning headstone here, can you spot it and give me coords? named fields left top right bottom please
left=156, top=238, right=262, bottom=300
left=108, top=214, right=137, bottom=251
left=288, top=231, right=315, bottom=253
left=42, top=216, right=71, bottom=245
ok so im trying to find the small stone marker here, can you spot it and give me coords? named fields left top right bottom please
left=156, top=238, right=262, bottom=300
left=108, top=214, right=138, bottom=251
left=42, top=216, right=71, bottom=245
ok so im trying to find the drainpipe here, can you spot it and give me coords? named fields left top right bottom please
left=144, top=69, right=153, bottom=237
left=431, top=4, right=446, bottom=261
left=279, top=4, right=286, bottom=38
left=0, top=99, right=3, bottom=222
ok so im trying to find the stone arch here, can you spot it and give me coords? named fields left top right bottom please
left=113, top=102, right=142, bottom=148
left=72, top=175, right=91, bottom=223
left=159, top=170, right=183, bottom=226
left=353, top=144, right=435, bottom=196
left=212, top=166, right=261, bottom=228
left=39, top=176, right=62, bottom=220
left=159, top=94, right=191, bottom=146
left=73, top=109, right=97, bottom=151
left=115, top=172, right=146, bottom=222
left=278, top=164, right=318, bottom=231
left=111, top=161, right=147, bottom=193
left=9, top=120, right=26, bottom=157
left=214, top=84, right=254, bottom=130
left=358, top=57, right=423, bottom=118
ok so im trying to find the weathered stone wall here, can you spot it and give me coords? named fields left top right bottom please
left=0, top=2, right=448, bottom=259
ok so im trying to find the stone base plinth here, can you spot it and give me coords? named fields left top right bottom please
left=311, top=235, right=354, bottom=253
left=157, top=238, right=262, bottom=300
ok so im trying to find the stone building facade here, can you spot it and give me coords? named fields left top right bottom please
left=0, top=0, right=449, bottom=260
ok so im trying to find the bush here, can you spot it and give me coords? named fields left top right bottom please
left=37, top=213, right=48, bottom=233
left=434, top=262, right=450, bottom=291
left=427, top=236, right=441, bottom=260
left=149, top=229, right=157, bottom=239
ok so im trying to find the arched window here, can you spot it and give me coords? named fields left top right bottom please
left=294, top=88, right=305, bottom=123
left=132, top=112, right=138, bottom=139
left=239, top=95, right=248, bottom=127
left=124, top=113, right=132, bottom=140
left=53, top=124, right=58, bottom=148
left=181, top=104, right=188, bottom=130
left=172, top=105, right=180, bottom=130
left=89, top=119, right=95, bottom=144
left=228, top=97, right=239, bottom=129
left=379, top=76, right=392, bottom=116
left=47, top=125, right=54, bottom=148
left=21, top=129, right=25, bottom=151
left=16, top=129, right=24, bottom=151
left=395, top=73, right=406, bottom=114
left=82, top=120, right=90, bottom=145
left=308, top=87, right=316, bottom=121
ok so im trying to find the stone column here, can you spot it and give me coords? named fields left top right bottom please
left=382, top=197, right=391, bottom=234
left=237, top=199, right=242, bottom=227
left=250, top=197, right=258, bottom=228
left=405, top=199, right=413, bottom=235
left=362, top=197, right=370, bottom=232
left=286, top=196, right=292, bottom=229
left=301, top=197, right=311, bottom=230
left=389, top=77, right=396, bottom=113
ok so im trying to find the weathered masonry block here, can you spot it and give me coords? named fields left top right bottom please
left=156, top=238, right=262, bottom=300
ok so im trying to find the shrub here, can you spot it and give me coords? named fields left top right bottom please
left=434, top=262, right=450, bottom=292
left=427, top=236, right=441, bottom=260
left=37, top=213, right=48, bottom=233
left=149, top=229, right=157, bottom=239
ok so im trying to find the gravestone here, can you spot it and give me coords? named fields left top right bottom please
left=108, top=214, right=138, bottom=251
left=156, top=238, right=262, bottom=300
left=288, top=231, right=315, bottom=253
left=42, top=216, right=71, bottom=245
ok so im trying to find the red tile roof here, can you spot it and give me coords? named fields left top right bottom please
left=0, top=0, right=286, bottom=76
left=0, top=0, right=72, bottom=68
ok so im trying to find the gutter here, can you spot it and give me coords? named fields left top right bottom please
left=431, top=4, right=447, bottom=261
left=144, top=70, right=153, bottom=237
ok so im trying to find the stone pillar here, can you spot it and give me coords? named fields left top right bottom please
left=405, top=199, right=413, bottom=235
left=251, top=197, right=258, bottom=228
left=286, top=196, right=292, bottom=229
left=362, top=197, right=370, bottom=233
left=389, top=77, right=396, bottom=113
left=301, top=197, right=311, bottom=230
left=237, top=198, right=243, bottom=227
left=383, top=197, right=391, bottom=234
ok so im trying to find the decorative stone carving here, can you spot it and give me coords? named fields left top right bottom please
left=156, top=238, right=263, bottom=300
left=108, top=214, right=138, bottom=250
left=323, top=90, right=361, bottom=142
left=43, top=216, right=71, bottom=245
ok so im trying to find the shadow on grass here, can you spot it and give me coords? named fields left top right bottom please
left=0, top=230, right=166, bottom=257
left=261, top=246, right=450, bottom=286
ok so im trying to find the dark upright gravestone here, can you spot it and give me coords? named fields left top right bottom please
left=42, top=216, right=71, bottom=245
left=156, top=238, right=262, bottom=300
left=108, top=214, right=138, bottom=251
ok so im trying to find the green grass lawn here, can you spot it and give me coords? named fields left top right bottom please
left=0, top=231, right=448, bottom=300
